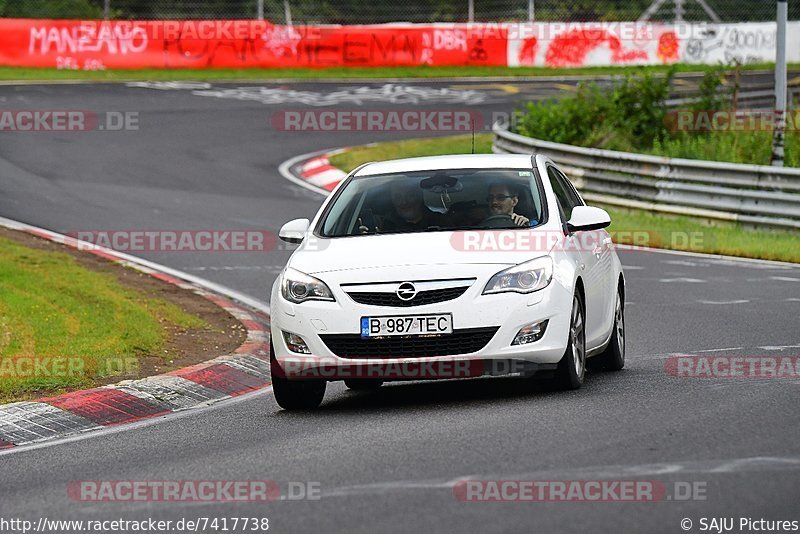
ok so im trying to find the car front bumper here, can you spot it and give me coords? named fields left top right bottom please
left=270, top=273, right=574, bottom=381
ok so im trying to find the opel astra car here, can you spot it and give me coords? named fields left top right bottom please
left=270, top=154, right=625, bottom=410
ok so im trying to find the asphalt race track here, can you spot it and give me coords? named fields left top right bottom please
left=0, top=76, right=799, bottom=533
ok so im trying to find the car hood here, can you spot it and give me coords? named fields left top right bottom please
left=290, top=230, right=558, bottom=276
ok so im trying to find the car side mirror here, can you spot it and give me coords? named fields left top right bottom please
left=566, top=206, right=611, bottom=233
left=279, top=218, right=310, bottom=244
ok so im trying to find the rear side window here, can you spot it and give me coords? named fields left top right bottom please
left=547, top=165, right=582, bottom=221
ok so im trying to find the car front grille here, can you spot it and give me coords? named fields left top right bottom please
left=319, top=327, right=499, bottom=359
left=346, top=286, right=469, bottom=307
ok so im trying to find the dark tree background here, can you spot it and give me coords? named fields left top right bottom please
left=0, top=0, right=795, bottom=22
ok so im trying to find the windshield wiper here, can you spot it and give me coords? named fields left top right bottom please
left=443, top=225, right=529, bottom=231
left=424, top=225, right=481, bottom=232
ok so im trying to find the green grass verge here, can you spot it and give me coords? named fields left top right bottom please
left=0, top=234, right=206, bottom=400
left=328, top=134, right=800, bottom=264
left=601, top=206, right=800, bottom=264
left=329, top=133, right=493, bottom=171
left=648, top=131, right=800, bottom=167
left=0, top=63, right=793, bottom=81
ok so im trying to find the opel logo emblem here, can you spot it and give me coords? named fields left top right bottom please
left=396, top=282, right=417, bottom=301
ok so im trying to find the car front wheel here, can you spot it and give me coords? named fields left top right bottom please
left=270, top=341, right=326, bottom=410
left=555, top=292, right=586, bottom=390
left=591, top=284, right=625, bottom=371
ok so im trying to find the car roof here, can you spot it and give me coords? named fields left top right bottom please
left=353, top=154, right=535, bottom=177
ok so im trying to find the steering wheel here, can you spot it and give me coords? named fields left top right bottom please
left=480, top=213, right=514, bottom=228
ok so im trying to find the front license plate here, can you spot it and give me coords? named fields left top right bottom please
left=361, top=314, right=453, bottom=337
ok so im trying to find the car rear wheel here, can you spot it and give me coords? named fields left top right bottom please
left=591, top=285, right=625, bottom=371
left=344, top=379, right=384, bottom=390
left=270, top=341, right=326, bottom=410
left=555, top=292, right=586, bottom=390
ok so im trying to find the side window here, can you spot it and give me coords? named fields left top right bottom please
left=556, top=168, right=584, bottom=209
left=547, top=166, right=580, bottom=221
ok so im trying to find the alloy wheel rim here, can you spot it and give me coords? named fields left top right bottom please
left=571, top=298, right=585, bottom=377
left=615, top=295, right=625, bottom=356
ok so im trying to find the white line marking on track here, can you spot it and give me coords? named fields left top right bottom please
left=697, top=299, right=749, bottom=305
left=317, top=456, right=800, bottom=498
left=635, top=343, right=800, bottom=360
left=663, top=260, right=705, bottom=267
left=692, top=347, right=745, bottom=353
left=659, top=277, right=706, bottom=283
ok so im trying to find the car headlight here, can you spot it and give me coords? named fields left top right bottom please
left=483, top=256, right=553, bottom=295
left=281, top=267, right=335, bottom=303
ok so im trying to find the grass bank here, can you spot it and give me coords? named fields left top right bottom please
left=0, top=229, right=244, bottom=402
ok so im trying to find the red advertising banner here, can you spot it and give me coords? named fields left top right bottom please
left=3, top=19, right=792, bottom=70
left=0, top=19, right=508, bottom=70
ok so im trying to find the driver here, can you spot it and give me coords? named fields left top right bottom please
left=359, top=181, right=440, bottom=233
left=484, top=181, right=531, bottom=227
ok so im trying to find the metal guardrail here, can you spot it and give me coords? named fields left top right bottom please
left=665, top=86, right=800, bottom=109
left=492, top=123, right=800, bottom=230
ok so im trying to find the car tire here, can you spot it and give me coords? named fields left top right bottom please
left=270, top=341, right=326, bottom=410
left=344, top=379, right=384, bottom=390
left=555, top=292, right=586, bottom=390
left=591, top=285, right=625, bottom=372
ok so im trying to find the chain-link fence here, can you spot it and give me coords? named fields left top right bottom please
left=0, top=0, right=797, bottom=22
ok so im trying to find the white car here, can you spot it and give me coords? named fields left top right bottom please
left=270, top=154, right=625, bottom=410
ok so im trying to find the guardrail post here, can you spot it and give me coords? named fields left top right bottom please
left=284, top=0, right=293, bottom=25
left=772, top=0, right=788, bottom=167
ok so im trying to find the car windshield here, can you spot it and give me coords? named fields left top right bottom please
left=319, top=168, right=545, bottom=237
